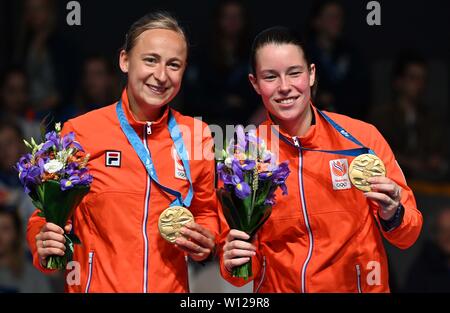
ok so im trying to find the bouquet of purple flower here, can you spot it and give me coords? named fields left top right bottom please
left=15, top=122, right=93, bottom=270
left=217, top=125, right=290, bottom=280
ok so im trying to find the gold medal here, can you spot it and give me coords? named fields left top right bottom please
left=349, top=154, right=386, bottom=192
left=158, top=206, right=194, bottom=243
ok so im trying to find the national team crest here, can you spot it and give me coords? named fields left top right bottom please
left=171, top=146, right=187, bottom=180
left=329, top=159, right=351, bottom=190
left=105, top=151, right=121, bottom=167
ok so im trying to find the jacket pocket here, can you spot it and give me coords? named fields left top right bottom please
left=355, top=264, right=362, bottom=293
left=85, top=251, right=95, bottom=293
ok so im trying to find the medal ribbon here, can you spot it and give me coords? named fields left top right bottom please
left=273, top=109, right=376, bottom=156
left=116, top=100, right=194, bottom=207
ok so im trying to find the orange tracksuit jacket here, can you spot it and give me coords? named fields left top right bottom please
left=219, top=105, right=423, bottom=293
left=27, top=89, right=219, bottom=292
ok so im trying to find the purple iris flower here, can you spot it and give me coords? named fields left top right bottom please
left=39, top=142, right=57, bottom=156
left=241, top=159, right=256, bottom=171
left=258, top=171, right=272, bottom=181
left=38, top=131, right=60, bottom=153
left=62, top=132, right=84, bottom=151
left=79, top=173, right=93, bottom=185
left=18, top=165, right=42, bottom=194
left=231, top=159, right=244, bottom=179
left=72, top=141, right=84, bottom=151
left=78, top=168, right=93, bottom=185
left=264, top=192, right=276, bottom=206
left=60, top=175, right=81, bottom=191
left=217, top=163, right=231, bottom=184
left=271, top=162, right=290, bottom=195
left=45, top=131, right=59, bottom=145
left=232, top=158, right=256, bottom=172
left=62, top=132, right=74, bottom=149
left=64, top=162, right=80, bottom=176
left=231, top=175, right=251, bottom=199
left=264, top=185, right=280, bottom=205
left=16, top=154, right=32, bottom=172
left=272, top=162, right=290, bottom=182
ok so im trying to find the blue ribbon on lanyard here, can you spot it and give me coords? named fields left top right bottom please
left=273, top=109, right=376, bottom=157
left=116, top=100, right=194, bottom=207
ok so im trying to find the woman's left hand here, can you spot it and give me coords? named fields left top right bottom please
left=364, top=176, right=402, bottom=221
left=174, top=222, right=216, bottom=262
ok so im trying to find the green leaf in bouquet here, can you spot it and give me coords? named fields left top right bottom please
left=31, top=199, right=44, bottom=211
left=64, top=233, right=81, bottom=264
left=38, top=181, right=88, bottom=271
left=66, top=233, right=81, bottom=245
left=247, top=204, right=272, bottom=239
left=217, top=188, right=244, bottom=230
left=254, top=181, right=272, bottom=207
left=37, top=180, right=89, bottom=227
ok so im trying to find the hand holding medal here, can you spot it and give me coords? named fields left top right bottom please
left=158, top=206, right=194, bottom=243
left=158, top=206, right=215, bottom=261
left=349, top=154, right=402, bottom=221
left=349, top=154, right=386, bottom=192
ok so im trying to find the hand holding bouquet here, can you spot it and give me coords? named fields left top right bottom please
left=16, top=123, right=93, bottom=270
left=217, top=126, right=290, bottom=279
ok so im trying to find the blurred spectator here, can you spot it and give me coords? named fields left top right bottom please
left=370, top=51, right=449, bottom=181
left=61, top=54, right=120, bottom=120
left=13, top=0, right=80, bottom=120
left=306, top=0, right=369, bottom=119
left=0, top=121, right=36, bottom=230
left=403, top=207, right=450, bottom=292
left=184, top=0, right=259, bottom=128
left=0, top=66, right=41, bottom=140
left=0, top=205, right=52, bottom=292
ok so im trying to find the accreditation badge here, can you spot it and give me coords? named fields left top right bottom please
left=158, top=206, right=194, bottom=243
left=349, top=154, right=386, bottom=192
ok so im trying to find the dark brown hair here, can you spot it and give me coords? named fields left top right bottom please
left=250, top=26, right=317, bottom=98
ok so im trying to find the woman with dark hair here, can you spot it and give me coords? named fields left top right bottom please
left=219, top=26, right=422, bottom=292
left=27, top=11, right=218, bottom=292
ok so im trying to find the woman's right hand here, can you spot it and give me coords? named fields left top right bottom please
left=35, top=223, right=72, bottom=267
left=223, top=229, right=257, bottom=273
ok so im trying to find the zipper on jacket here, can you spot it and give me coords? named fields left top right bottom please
left=142, top=126, right=152, bottom=292
left=356, top=264, right=362, bottom=293
left=85, top=251, right=94, bottom=293
left=254, top=255, right=266, bottom=293
left=146, top=122, right=152, bottom=135
left=293, top=136, right=314, bottom=293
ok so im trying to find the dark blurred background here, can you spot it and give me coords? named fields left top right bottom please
left=0, top=0, right=449, bottom=293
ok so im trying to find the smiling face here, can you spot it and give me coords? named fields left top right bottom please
left=119, top=28, right=187, bottom=120
left=249, top=43, right=315, bottom=127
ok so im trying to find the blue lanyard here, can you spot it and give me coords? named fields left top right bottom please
left=116, top=100, right=194, bottom=207
left=273, top=109, right=376, bottom=157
